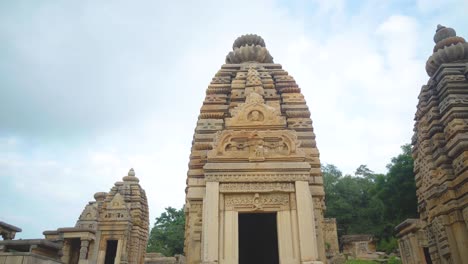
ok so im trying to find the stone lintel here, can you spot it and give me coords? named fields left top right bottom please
left=394, top=219, right=421, bottom=238
left=0, top=239, right=61, bottom=250
left=204, top=162, right=311, bottom=172
left=0, top=221, right=21, bottom=232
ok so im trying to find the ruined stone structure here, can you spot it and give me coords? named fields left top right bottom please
left=323, top=218, right=339, bottom=257
left=42, top=168, right=149, bottom=264
left=396, top=25, right=468, bottom=264
left=184, top=34, right=326, bottom=264
left=340, top=235, right=377, bottom=260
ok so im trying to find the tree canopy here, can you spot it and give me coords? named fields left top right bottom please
left=323, top=144, right=417, bottom=252
left=147, top=207, right=185, bottom=256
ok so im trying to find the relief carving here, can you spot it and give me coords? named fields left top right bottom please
left=219, top=183, right=294, bottom=193
left=226, top=89, right=286, bottom=129
left=224, top=193, right=290, bottom=211
left=208, top=129, right=305, bottom=162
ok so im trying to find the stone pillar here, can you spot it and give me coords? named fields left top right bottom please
left=222, top=210, right=238, bottom=264
left=277, top=210, right=299, bottom=264
left=202, top=182, right=219, bottom=263
left=448, top=211, right=468, bottom=263
left=79, top=239, right=90, bottom=264
left=295, top=181, right=322, bottom=264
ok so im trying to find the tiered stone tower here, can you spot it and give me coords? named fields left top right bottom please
left=396, top=25, right=468, bottom=264
left=44, top=169, right=149, bottom=264
left=184, top=35, right=326, bottom=264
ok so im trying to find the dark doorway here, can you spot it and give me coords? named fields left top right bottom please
left=239, top=213, right=279, bottom=264
left=423, top=247, right=433, bottom=264
left=68, top=238, right=80, bottom=264
left=104, top=240, right=118, bottom=264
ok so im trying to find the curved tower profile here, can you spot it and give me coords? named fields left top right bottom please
left=184, top=34, right=326, bottom=264
left=396, top=25, right=468, bottom=264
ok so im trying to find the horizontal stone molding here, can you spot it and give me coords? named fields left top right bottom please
left=219, top=182, right=295, bottom=193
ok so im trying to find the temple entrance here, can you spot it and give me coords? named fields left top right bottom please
left=238, top=213, right=279, bottom=264
left=104, top=240, right=118, bottom=264
left=68, top=238, right=80, bottom=264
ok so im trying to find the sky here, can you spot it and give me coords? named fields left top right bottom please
left=0, top=0, right=467, bottom=239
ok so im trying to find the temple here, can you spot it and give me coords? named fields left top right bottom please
left=0, top=169, right=149, bottom=264
left=183, top=34, right=328, bottom=264
left=396, top=25, right=468, bottom=264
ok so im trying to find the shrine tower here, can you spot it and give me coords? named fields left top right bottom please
left=184, top=34, right=326, bottom=264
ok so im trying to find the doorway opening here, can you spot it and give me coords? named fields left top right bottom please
left=238, top=213, right=279, bottom=264
left=423, top=247, right=433, bottom=264
left=68, top=238, right=80, bottom=264
left=104, top=240, right=118, bottom=264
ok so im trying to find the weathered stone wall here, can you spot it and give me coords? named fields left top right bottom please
left=0, top=253, right=62, bottom=264
left=410, top=25, right=468, bottom=264
left=323, top=218, right=339, bottom=256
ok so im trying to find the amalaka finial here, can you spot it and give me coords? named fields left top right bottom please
left=433, top=24, right=457, bottom=44
left=123, top=168, right=139, bottom=182
left=226, top=34, right=274, bottom=64
left=426, top=24, right=468, bottom=77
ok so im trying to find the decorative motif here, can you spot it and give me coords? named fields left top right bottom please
left=226, top=92, right=286, bottom=128
left=219, top=183, right=295, bottom=193
left=208, top=130, right=305, bottom=162
left=205, top=173, right=309, bottom=182
left=224, top=193, right=290, bottom=211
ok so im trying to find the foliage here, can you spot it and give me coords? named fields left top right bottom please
left=345, top=260, right=378, bottom=264
left=377, top=237, right=399, bottom=254
left=323, top=144, right=417, bottom=253
left=387, top=256, right=402, bottom=264
left=147, top=207, right=185, bottom=256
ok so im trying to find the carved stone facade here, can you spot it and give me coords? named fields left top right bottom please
left=396, top=25, right=468, bottom=264
left=43, top=169, right=150, bottom=264
left=184, top=34, right=326, bottom=264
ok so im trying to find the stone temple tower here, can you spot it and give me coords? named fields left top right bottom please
left=44, top=169, right=149, bottom=264
left=396, top=25, right=468, bottom=264
left=184, top=34, right=326, bottom=264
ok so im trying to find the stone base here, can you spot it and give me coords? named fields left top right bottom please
left=302, top=261, right=323, bottom=264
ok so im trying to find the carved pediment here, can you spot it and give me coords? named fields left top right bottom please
left=100, top=194, right=131, bottom=221
left=78, top=203, right=98, bottom=221
left=208, top=130, right=305, bottom=162
left=226, top=92, right=286, bottom=129
left=108, top=193, right=127, bottom=209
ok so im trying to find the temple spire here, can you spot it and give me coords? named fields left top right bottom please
left=426, top=24, right=468, bottom=76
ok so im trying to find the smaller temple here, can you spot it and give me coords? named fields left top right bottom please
left=396, top=24, right=468, bottom=264
left=0, top=168, right=149, bottom=264
left=341, top=235, right=377, bottom=260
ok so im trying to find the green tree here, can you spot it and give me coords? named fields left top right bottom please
left=147, top=207, right=185, bottom=256
left=322, top=144, right=417, bottom=253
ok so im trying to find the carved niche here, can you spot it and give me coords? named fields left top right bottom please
left=100, top=193, right=131, bottom=221
left=226, top=92, right=286, bottom=129
left=208, top=129, right=305, bottom=162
